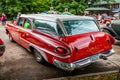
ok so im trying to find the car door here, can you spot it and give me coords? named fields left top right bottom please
left=10, top=17, right=25, bottom=43
left=19, top=18, right=32, bottom=49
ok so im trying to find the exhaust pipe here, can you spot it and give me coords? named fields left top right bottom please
left=100, top=55, right=108, bottom=60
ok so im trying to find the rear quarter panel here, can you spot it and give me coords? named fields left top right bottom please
left=27, top=30, right=71, bottom=63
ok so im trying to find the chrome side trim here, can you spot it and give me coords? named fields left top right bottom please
left=29, top=44, right=48, bottom=62
left=29, top=44, right=71, bottom=59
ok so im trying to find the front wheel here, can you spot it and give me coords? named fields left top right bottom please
left=34, top=49, right=45, bottom=63
left=9, top=33, right=14, bottom=42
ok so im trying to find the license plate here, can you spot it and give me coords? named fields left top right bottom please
left=90, top=54, right=99, bottom=61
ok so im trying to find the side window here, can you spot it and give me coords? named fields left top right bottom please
left=17, top=18, right=25, bottom=27
left=24, top=19, right=31, bottom=29
left=63, top=21, right=72, bottom=35
left=33, top=20, right=57, bottom=35
left=56, top=24, right=64, bottom=36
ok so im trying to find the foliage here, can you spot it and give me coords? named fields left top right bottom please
left=53, top=0, right=116, bottom=15
left=53, top=0, right=88, bottom=15
left=0, top=0, right=116, bottom=20
left=0, top=0, right=51, bottom=20
left=32, top=0, right=50, bottom=13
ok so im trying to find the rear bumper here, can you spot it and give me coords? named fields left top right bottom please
left=53, top=49, right=115, bottom=71
left=100, top=49, right=115, bottom=57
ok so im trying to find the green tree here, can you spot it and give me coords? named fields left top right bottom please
left=52, top=0, right=116, bottom=15
left=0, top=0, right=51, bottom=20
left=32, top=0, right=50, bottom=13
left=0, top=0, right=116, bottom=19
left=0, top=0, right=34, bottom=19
left=53, top=0, right=88, bottom=15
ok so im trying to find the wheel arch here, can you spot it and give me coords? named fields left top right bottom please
left=29, top=45, right=48, bottom=62
left=6, top=30, right=15, bottom=42
left=5, top=29, right=9, bottom=34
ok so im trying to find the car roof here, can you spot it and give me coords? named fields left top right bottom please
left=20, top=14, right=94, bottom=22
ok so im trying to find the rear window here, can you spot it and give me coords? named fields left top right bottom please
left=62, top=20, right=99, bottom=35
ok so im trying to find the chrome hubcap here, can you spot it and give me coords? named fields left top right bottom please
left=35, top=50, right=42, bottom=62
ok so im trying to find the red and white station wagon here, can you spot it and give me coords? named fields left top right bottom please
left=6, top=14, right=115, bottom=71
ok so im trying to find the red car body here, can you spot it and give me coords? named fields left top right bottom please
left=103, top=16, right=112, bottom=24
left=6, top=14, right=115, bottom=71
left=0, top=39, right=5, bottom=56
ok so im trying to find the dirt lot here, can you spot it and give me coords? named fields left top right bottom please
left=0, top=25, right=120, bottom=80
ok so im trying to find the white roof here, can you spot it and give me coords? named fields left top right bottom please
left=20, top=14, right=94, bottom=22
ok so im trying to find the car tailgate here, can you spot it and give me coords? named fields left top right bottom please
left=65, top=32, right=113, bottom=61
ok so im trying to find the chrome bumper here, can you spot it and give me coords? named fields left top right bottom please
left=53, top=49, right=115, bottom=71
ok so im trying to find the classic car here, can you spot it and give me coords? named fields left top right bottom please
left=0, top=39, right=5, bottom=56
left=103, top=16, right=112, bottom=24
left=5, top=14, right=115, bottom=71
left=102, top=20, right=120, bottom=40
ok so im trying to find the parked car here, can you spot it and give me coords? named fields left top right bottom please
left=0, top=39, right=5, bottom=56
left=103, top=16, right=112, bottom=24
left=5, top=14, right=115, bottom=71
left=102, top=20, right=120, bottom=40
left=113, top=13, right=119, bottom=19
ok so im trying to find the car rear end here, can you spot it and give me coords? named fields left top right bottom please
left=54, top=33, right=115, bottom=71
left=53, top=16, right=115, bottom=71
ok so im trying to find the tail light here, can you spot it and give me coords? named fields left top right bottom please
left=107, top=40, right=110, bottom=44
left=55, top=47, right=71, bottom=56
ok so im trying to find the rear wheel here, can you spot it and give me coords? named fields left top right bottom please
left=34, top=49, right=45, bottom=63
